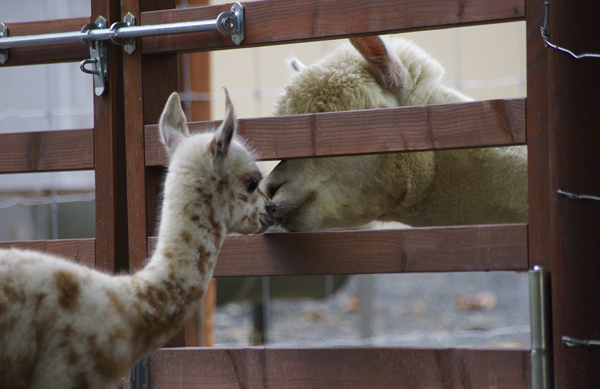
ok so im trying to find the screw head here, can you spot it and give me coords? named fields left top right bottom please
left=222, top=17, right=236, bottom=31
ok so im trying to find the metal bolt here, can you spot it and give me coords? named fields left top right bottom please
left=222, top=17, right=236, bottom=31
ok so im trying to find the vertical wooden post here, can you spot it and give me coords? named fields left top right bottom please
left=92, top=0, right=128, bottom=274
left=120, top=0, right=182, bottom=347
left=546, top=1, right=600, bottom=387
left=122, top=0, right=147, bottom=273
left=526, top=0, right=551, bottom=271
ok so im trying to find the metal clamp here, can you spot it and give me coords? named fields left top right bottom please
left=81, top=17, right=109, bottom=96
left=0, top=23, right=8, bottom=64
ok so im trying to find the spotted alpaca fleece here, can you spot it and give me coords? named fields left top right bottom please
left=0, top=90, right=275, bottom=389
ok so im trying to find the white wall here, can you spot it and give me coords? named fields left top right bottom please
left=0, top=1, right=95, bottom=191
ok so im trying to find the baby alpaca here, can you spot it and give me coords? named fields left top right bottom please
left=262, top=35, right=527, bottom=231
left=0, top=90, right=275, bottom=389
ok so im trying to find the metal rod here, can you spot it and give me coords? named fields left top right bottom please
left=0, top=31, right=88, bottom=48
left=530, top=266, right=554, bottom=389
left=0, top=14, right=232, bottom=49
left=114, top=20, right=218, bottom=40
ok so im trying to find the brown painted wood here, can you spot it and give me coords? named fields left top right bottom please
left=140, top=0, right=524, bottom=54
left=141, top=55, right=178, bottom=254
left=525, top=0, right=550, bottom=270
left=145, top=99, right=526, bottom=165
left=0, top=17, right=90, bottom=66
left=148, top=347, right=530, bottom=388
left=148, top=224, right=528, bottom=276
left=546, top=1, right=600, bottom=387
left=91, top=0, right=129, bottom=274
left=186, top=51, right=211, bottom=122
left=122, top=0, right=149, bottom=274
left=0, top=239, right=95, bottom=269
left=0, top=129, right=94, bottom=173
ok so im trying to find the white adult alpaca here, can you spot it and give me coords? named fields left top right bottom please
left=262, top=36, right=527, bottom=232
left=0, top=91, right=275, bottom=389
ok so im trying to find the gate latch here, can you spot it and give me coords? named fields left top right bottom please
left=0, top=3, right=245, bottom=96
left=80, top=17, right=109, bottom=97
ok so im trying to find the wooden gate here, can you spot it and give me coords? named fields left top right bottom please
left=1, top=0, right=599, bottom=387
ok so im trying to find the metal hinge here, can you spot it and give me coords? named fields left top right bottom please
left=529, top=266, right=554, bottom=389
left=0, top=2, right=245, bottom=95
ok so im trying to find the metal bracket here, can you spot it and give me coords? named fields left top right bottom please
left=122, top=13, right=136, bottom=55
left=110, top=13, right=136, bottom=55
left=80, top=16, right=109, bottom=96
left=216, top=2, right=244, bottom=46
left=0, top=23, right=8, bottom=64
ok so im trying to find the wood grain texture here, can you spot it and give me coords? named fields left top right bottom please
left=145, top=99, right=525, bottom=165
left=525, top=0, right=550, bottom=270
left=545, top=1, right=600, bottom=387
left=92, top=0, right=129, bottom=274
left=148, top=224, right=528, bottom=276
left=0, top=18, right=90, bottom=67
left=149, top=347, right=530, bottom=388
left=140, top=0, right=524, bottom=54
left=0, top=130, right=94, bottom=173
left=0, top=239, right=95, bottom=269
left=122, top=0, right=149, bottom=273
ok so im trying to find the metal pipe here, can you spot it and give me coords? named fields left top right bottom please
left=0, top=16, right=228, bottom=49
left=0, top=31, right=87, bottom=48
left=529, top=266, right=554, bottom=389
left=114, top=20, right=218, bottom=39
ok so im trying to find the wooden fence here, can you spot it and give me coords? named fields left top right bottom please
left=1, top=0, right=599, bottom=387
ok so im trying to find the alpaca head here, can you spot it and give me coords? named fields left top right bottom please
left=262, top=36, right=455, bottom=232
left=261, top=37, right=411, bottom=232
left=159, top=90, right=275, bottom=234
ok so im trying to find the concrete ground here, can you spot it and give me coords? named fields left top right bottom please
left=215, top=271, right=531, bottom=349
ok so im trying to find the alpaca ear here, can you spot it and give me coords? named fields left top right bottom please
left=159, top=92, right=190, bottom=157
left=287, top=55, right=307, bottom=72
left=350, top=36, right=409, bottom=102
left=212, top=88, right=236, bottom=166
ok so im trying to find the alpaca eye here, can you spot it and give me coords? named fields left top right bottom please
left=247, top=179, right=258, bottom=193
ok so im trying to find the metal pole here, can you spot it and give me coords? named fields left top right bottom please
left=115, top=20, right=217, bottom=39
left=0, top=20, right=218, bottom=49
left=0, top=30, right=89, bottom=48
left=0, top=3, right=243, bottom=49
left=530, top=266, right=553, bottom=389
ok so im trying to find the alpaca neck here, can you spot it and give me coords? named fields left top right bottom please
left=130, top=179, right=226, bottom=352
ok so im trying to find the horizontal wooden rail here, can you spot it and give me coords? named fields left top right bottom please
left=148, top=224, right=528, bottom=276
left=149, top=347, right=530, bottom=388
left=0, top=239, right=95, bottom=268
left=0, top=129, right=94, bottom=173
left=0, top=17, right=90, bottom=67
left=145, top=98, right=525, bottom=165
left=141, top=0, right=525, bottom=54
